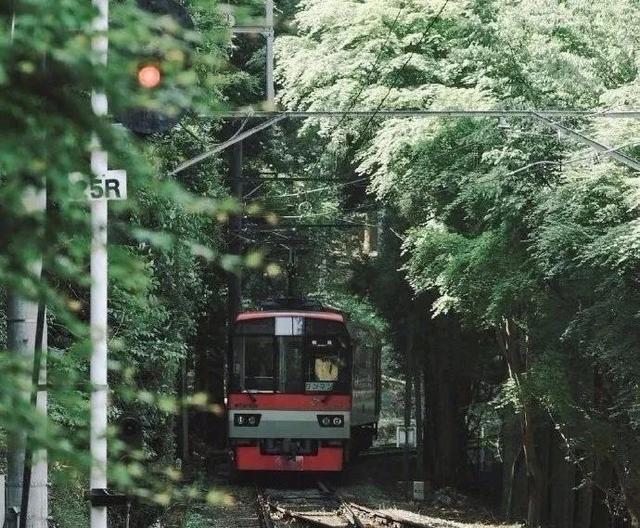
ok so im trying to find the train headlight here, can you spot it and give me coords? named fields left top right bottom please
left=234, top=413, right=261, bottom=426
left=318, top=414, right=345, bottom=427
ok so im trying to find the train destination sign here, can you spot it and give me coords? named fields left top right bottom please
left=305, top=382, right=334, bottom=392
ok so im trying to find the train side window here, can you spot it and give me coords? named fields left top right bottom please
left=354, top=345, right=374, bottom=389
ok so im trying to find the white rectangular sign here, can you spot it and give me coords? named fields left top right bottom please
left=70, top=170, right=127, bottom=201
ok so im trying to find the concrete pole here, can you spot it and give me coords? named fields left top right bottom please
left=5, top=186, right=48, bottom=528
left=90, top=0, right=109, bottom=527
left=29, top=312, right=48, bottom=528
left=18, top=305, right=48, bottom=528
left=90, top=181, right=108, bottom=528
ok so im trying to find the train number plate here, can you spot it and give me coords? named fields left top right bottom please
left=305, top=382, right=333, bottom=392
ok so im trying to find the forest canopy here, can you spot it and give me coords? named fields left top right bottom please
left=2, top=0, right=640, bottom=527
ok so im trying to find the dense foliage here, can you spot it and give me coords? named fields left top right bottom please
left=3, top=0, right=640, bottom=527
left=0, top=0, right=246, bottom=525
left=276, top=0, right=640, bottom=526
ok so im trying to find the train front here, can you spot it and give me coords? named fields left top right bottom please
left=227, top=311, right=351, bottom=472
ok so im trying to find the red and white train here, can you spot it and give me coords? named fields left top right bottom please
left=227, top=299, right=381, bottom=472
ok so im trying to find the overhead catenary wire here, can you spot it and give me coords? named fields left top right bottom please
left=204, top=109, right=640, bottom=119
left=170, top=114, right=285, bottom=175
left=500, top=139, right=640, bottom=179
left=270, top=176, right=369, bottom=198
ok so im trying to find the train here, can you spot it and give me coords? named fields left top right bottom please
left=226, top=299, right=381, bottom=472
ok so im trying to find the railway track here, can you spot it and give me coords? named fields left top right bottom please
left=256, top=481, right=437, bottom=528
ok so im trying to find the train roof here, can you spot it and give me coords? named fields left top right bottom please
left=236, top=311, right=345, bottom=323
left=236, top=298, right=346, bottom=323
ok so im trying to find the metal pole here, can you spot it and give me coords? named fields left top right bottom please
left=227, top=140, right=243, bottom=321
left=90, top=0, right=109, bottom=526
left=265, top=0, right=274, bottom=105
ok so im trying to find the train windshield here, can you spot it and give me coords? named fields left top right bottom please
left=231, top=317, right=351, bottom=393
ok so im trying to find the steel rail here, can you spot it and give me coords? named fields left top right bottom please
left=317, top=481, right=364, bottom=528
left=262, top=483, right=358, bottom=528
left=256, top=487, right=276, bottom=528
left=348, top=502, right=444, bottom=528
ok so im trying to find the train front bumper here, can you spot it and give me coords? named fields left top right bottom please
left=233, top=445, right=343, bottom=471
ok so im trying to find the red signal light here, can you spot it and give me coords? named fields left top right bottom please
left=137, top=65, right=161, bottom=89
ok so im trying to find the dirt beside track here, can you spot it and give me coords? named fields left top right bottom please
left=337, top=451, right=522, bottom=528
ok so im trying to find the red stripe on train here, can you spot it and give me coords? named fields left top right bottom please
left=228, top=393, right=351, bottom=411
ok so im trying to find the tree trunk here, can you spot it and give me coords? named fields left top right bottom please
left=502, top=412, right=523, bottom=520
left=424, top=317, right=472, bottom=486
left=497, top=318, right=546, bottom=527
left=591, top=459, right=614, bottom=527
left=616, top=466, right=640, bottom=528
left=548, top=433, right=575, bottom=528
left=572, top=462, right=593, bottom=528
left=414, top=365, right=423, bottom=481
left=403, top=326, right=413, bottom=495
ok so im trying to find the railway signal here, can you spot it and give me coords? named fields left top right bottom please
left=117, top=0, right=194, bottom=135
left=137, top=64, right=162, bottom=89
left=117, top=416, right=143, bottom=461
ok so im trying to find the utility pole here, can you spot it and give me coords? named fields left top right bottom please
left=286, top=247, right=297, bottom=297
left=231, top=0, right=275, bottom=105
left=5, top=186, right=48, bottom=528
left=226, top=0, right=275, bottom=320
left=90, top=0, right=109, bottom=527
left=265, top=0, right=274, bottom=105
left=227, top=140, right=243, bottom=321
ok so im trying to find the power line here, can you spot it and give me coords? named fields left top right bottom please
left=268, top=176, right=369, bottom=198
left=501, top=139, right=640, bottom=179
left=170, top=114, right=285, bottom=175
left=201, top=109, right=640, bottom=119
left=533, top=113, right=640, bottom=172
left=245, top=223, right=367, bottom=231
